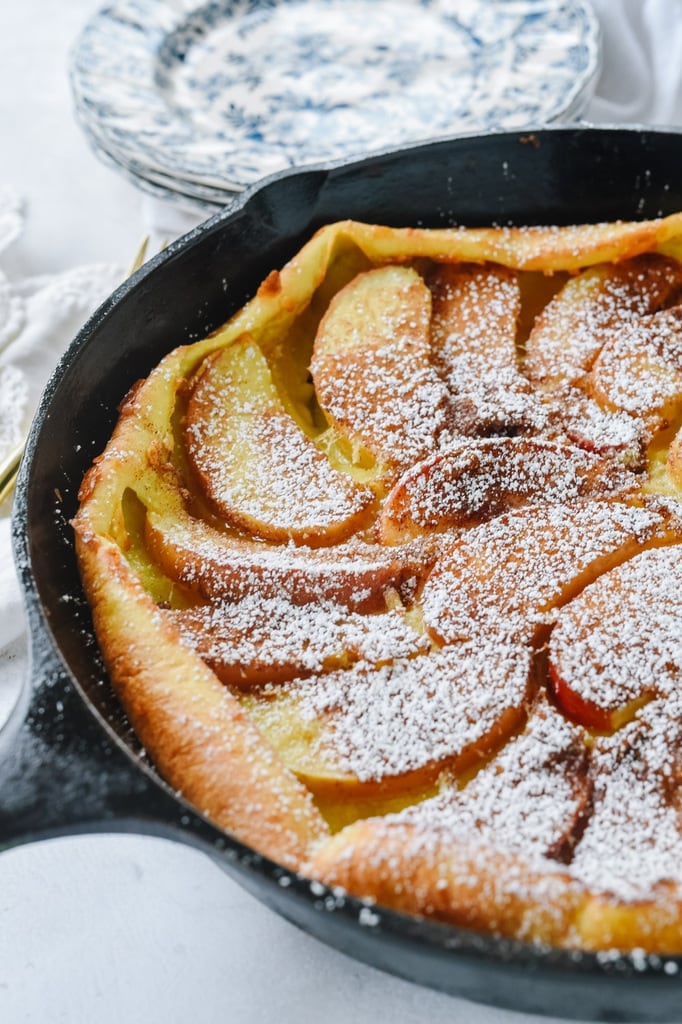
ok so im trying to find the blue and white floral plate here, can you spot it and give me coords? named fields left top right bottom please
left=79, top=122, right=234, bottom=212
left=70, top=0, right=601, bottom=200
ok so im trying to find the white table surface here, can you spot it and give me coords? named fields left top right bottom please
left=0, top=2, right=680, bottom=1022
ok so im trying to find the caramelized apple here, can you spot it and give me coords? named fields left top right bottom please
left=429, top=262, right=520, bottom=372
left=524, top=254, right=682, bottom=389
left=545, top=385, right=647, bottom=468
left=144, top=496, right=436, bottom=612
left=184, top=338, right=374, bottom=545
left=420, top=500, right=671, bottom=646
left=548, top=545, right=682, bottom=730
left=311, top=265, right=450, bottom=476
left=378, top=437, right=636, bottom=544
left=427, top=262, right=545, bottom=435
left=241, top=637, right=533, bottom=795
left=589, top=305, right=682, bottom=431
left=167, top=595, right=429, bottom=687
left=569, top=698, right=682, bottom=949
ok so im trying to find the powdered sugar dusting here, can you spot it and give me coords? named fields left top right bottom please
left=311, top=265, right=452, bottom=472
left=549, top=545, right=682, bottom=713
left=84, top=227, right=682, bottom=947
left=184, top=340, right=372, bottom=541
left=279, top=640, right=532, bottom=782
left=147, top=509, right=435, bottom=611
left=398, top=696, right=590, bottom=863
left=381, top=437, right=636, bottom=538
left=547, top=385, right=647, bottom=467
left=590, top=305, right=682, bottom=426
left=429, top=262, right=520, bottom=368
left=169, top=594, right=430, bottom=685
left=421, top=500, right=662, bottom=645
left=428, top=261, right=547, bottom=435
left=525, top=254, right=682, bottom=387
left=189, top=406, right=372, bottom=530
left=313, top=348, right=450, bottom=472
left=570, top=698, right=682, bottom=900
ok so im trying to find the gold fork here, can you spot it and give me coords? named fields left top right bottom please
left=0, top=236, right=155, bottom=507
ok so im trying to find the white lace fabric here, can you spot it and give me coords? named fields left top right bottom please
left=0, top=187, right=122, bottom=653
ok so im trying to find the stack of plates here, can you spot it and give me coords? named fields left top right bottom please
left=70, top=0, right=601, bottom=213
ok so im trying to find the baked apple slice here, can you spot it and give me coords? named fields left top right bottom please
left=144, top=493, right=435, bottom=612
left=544, top=385, right=647, bottom=469
left=240, top=637, right=533, bottom=797
left=421, top=694, right=592, bottom=864
left=305, top=697, right=592, bottom=936
left=421, top=499, right=675, bottom=646
left=524, top=254, right=682, bottom=390
left=429, top=261, right=521, bottom=373
left=167, top=595, right=430, bottom=688
left=184, top=337, right=374, bottom=545
left=548, top=544, right=682, bottom=731
left=378, top=437, right=637, bottom=544
left=588, top=305, right=682, bottom=431
left=569, top=698, right=682, bottom=948
left=310, top=265, right=450, bottom=475
left=428, top=262, right=546, bottom=435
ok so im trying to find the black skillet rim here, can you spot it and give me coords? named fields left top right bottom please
left=10, top=124, right=682, bottom=1016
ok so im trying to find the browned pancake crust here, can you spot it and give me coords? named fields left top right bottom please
left=74, top=214, right=682, bottom=952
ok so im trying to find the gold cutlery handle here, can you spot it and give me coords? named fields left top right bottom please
left=0, top=441, right=24, bottom=506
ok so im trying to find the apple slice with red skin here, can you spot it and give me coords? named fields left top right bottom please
left=420, top=499, right=678, bottom=648
left=144, top=497, right=436, bottom=612
left=548, top=667, right=651, bottom=734
left=548, top=544, right=682, bottom=731
left=166, top=596, right=430, bottom=688
left=542, top=385, right=647, bottom=469
left=427, top=262, right=545, bottom=436
left=241, top=637, right=534, bottom=797
left=378, top=437, right=637, bottom=545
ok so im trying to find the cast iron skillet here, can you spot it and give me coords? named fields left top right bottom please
left=2, top=127, right=682, bottom=1021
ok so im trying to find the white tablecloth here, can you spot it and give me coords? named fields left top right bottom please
left=1, top=1, right=682, bottom=1021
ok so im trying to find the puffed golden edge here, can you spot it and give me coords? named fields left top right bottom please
left=74, top=524, right=330, bottom=868
left=306, top=819, right=682, bottom=954
left=73, top=214, right=682, bottom=936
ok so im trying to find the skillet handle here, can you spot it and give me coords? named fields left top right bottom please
left=0, top=610, right=218, bottom=852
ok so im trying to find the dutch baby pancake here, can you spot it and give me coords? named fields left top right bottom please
left=74, top=213, right=682, bottom=952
